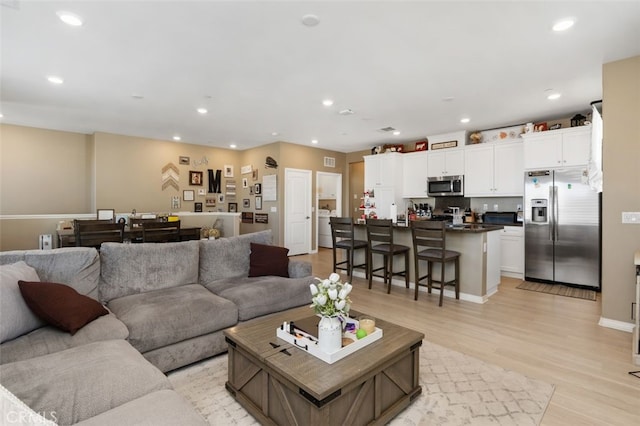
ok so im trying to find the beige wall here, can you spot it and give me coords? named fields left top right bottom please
left=93, top=132, right=241, bottom=213
left=601, top=55, right=640, bottom=324
left=0, top=124, right=93, bottom=214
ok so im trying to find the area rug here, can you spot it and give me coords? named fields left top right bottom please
left=517, top=281, right=597, bottom=301
left=168, top=341, right=554, bottom=425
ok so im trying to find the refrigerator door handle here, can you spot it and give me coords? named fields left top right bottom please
left=549, top=185, right=555, bottom=241
left=554, top=186, right=559, bottom=241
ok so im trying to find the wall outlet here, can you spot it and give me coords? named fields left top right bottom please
left=493, top=204, right=499, bottom=211
left=622, top=212, right=640, bottom=224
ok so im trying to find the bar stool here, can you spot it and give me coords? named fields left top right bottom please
left=329, top=217, right=368, bottom=282
left=366, top=218, right=410, bottom=293
left=411, top=220, right=460, bottom=306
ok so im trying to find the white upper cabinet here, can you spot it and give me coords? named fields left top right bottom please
left=402, top=151, right=429, bottom=197
left=464, top=141, right=523, bottom=197
left=522, top=126, right=591, bottom=169
left=427, top=149, right=464, bottom=177
left=363, top=153, right=403, bottom=219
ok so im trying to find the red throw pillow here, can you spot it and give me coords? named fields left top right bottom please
left=248, top=243, right=290, bottom=278
left=18, top=281, right=108, bottom=335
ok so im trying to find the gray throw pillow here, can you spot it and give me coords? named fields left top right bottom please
left=0, top=261, right=45, bottom=343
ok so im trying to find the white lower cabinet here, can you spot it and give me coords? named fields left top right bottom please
left=318, top=216, right=332, bottom=248
left=500, top=226, right=524, bottom=278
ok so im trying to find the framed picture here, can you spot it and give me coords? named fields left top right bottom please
left=415, top=141, right=427, bottom=151
left=97, top=209, right=115, bottom=221
left=189, top=171, right=203, bottom=186
left=242, top=178, right=248, bottom=188
left=217, top=194, right=225, bottom=203
left=183, top=190, right=195, bottom=201
left=252, top=169, right=259, bottom=181
left=431, top=140, right=457, bottom=150
left=549, top=123, right=562, bottom=130
left=198, top=188, right=206, bottom=196
left=255, top=195, right=262, bottom=210
left=205, top=197, right=216, bottom=207
left=228, top=202, right=237, bottom=213
left=224, top=165, right=234, bottom=178
left=194, top=202, right=203, bottom=212
left=179, top=156, right=190, bottom=165
left=243, top=198, right=250, bottom=208
left=254, top=183, right=262, bottom=194
left=255, top=213, right=268, bottom=224
left=241, top=212, right=254, bottom=224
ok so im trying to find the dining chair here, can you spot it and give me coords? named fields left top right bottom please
left=74, top=220, right=125, bottom=249
left=130, top=218, right=162, bottom=243
left=142, top=220, right=181, bottom=243
left=365, top=218, right=410, bottom=294
left=329, top=217, right=368, bottom=282
left=411, top=220, right=460, bottom=306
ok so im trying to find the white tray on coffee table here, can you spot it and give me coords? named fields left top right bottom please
left=276, top=317, right=383, bottom=364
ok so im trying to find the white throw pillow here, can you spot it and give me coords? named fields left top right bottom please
left=0, top=261, right=44, bottom=343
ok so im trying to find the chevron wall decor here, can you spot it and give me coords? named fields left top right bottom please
left=161, top=162, right=179, bottom=191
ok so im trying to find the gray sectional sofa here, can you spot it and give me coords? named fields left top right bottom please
left=0, top=230, right=314, bottom=425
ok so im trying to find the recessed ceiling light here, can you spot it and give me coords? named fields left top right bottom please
left=229, top=144, right=237, bottom=149
left=56, top=11, right=83, bottom=27
left=442, top=97, right=455, bottom=102
left=173, top=135, right=181, bottom=141
left=271, top=132, right=279, bottom=136
left=392, top=131, right=401, bottom=136
left=553, top=18, right=575, bottom=32
left=547, top=92, right=562, bottom=100
left=0, top=113, right=3, bottom=118
left=302, top=14, right=320, bottom=27
left=460, top=118, right=470, bottom=124
left=131, top=93, right=144, bottom=100
left=311, top=139, right=319, bottom=144
left=322, top=99, right=334, bottom=107
left=47, top=76, right=64, bottom=84
left=197, top=108, right=208, bottom=114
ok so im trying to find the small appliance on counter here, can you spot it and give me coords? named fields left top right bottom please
left=483, top=211, right=518, bottom=225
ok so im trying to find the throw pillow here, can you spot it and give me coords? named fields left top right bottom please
left=0, top=261, right=44, bottom=343
left=248, top=242, right=290, bottom=278
left=18, top=281, right=108, bottom=335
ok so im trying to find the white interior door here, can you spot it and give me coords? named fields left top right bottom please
left=285, top=168, right=312, bottom=255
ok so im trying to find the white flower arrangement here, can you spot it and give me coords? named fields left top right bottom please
left=310, top=273, right=353, bottom=318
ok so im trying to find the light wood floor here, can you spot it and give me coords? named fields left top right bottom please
left=295, top=248, right=640, bottom=426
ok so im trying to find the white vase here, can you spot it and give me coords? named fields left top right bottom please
left=318, top=316, right=342, bottom=353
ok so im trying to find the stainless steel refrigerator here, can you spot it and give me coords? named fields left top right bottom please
left=524, top=168, right=601, bottom=288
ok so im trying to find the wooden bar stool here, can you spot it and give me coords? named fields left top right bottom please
left=366, top=218, right=410, bottom=293
left=411, top=220, right=460, bottom=306
left=329, top=217, right=368, bottom=282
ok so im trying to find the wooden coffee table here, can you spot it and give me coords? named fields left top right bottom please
left=224, top=306, right=424, bottom=425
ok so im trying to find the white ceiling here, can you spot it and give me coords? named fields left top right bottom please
left=1, top=1, right=639, bottom=153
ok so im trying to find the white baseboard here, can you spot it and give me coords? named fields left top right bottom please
left=598, top=317, right=634, bottom=333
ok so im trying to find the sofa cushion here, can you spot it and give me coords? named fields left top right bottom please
left=212, top=275, right=314, bottom=321
left=248, top=242, right=289, bottom=278
left=0, top=247, right=101, bottom=300
left=74, top=389, right=207, bottom=426
left=1, top=383, right=58, bottom=425
left=18, top=281, right=108, bottom=335
left=107, top=284, right=238, bottom=353
left=0, top=261, right=44, bottom=343
left=0, top=340, right=172, bottom=425
left=99, top=240, right=200, bottom=303
left=199, top=230, right=273, bottom=292
left=0, top=313, right=129, bottom=365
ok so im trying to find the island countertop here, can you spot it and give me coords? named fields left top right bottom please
left=355, top=221, right=504, bottom=233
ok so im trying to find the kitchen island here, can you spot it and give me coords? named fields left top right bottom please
left=352, top=222, right=503, bottom=303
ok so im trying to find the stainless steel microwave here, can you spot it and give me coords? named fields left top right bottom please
left=427, top=175, right=464, bottom=197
